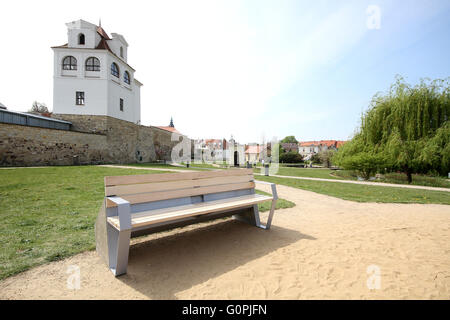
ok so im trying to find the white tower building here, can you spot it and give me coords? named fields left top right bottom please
left=52, top=19, right=142, bottom=123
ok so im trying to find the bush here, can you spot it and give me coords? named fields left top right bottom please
left=279, top=152, right=303, bottom=163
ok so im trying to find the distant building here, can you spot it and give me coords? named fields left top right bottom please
left=156, top=117, right=181, bottom=134
left=298, top=140, right=346, bottom=160
left=245, top=145, right=264, bottom=164
left=52, top=19, right=142, bottom=124
left=195, top=138, right=229, bottom=161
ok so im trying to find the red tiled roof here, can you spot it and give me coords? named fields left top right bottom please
left=95, top=37, right=111, bottom=51
left=320, top=140, right=337, bottom=148
left=299, top=140, right=347, bottom=148
left=51, top=24, right=136, bottom=72
left=299, top=141, right=320, bottom=147
left=156, top=126, right=180, bottom=134
left=205, top=139, right=222, bottom=145
left=245, top=145, right=263, bottom=154
left=97, top=26, right=111, bottom=40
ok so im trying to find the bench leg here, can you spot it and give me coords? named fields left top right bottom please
left=233, top=204, right=261, bottom=227
left=258, top=198, right=277, bottom=230
left=107, top=224, right=131, bottom=276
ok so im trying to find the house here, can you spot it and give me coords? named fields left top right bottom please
left=245, top=145, right=264, bottom=164
left=298, top=140, right=346, bottom=160
left=52, top=19, right=142, bottom=124
left=194, top=138, right=229, bottom=161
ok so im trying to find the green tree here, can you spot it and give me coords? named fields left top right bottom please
left=279, top=152, right=303, bottom=163
left=280, top=136, right=298, bottom=144
left=28, top=101, right=49, bottom=114
left=334, top=76, right=450, bottom=182
left=318, top=149, right=336, bottom=168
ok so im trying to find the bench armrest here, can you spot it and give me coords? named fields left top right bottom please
left=106, top=196, right=131, bottom=231
left=255, top=180, right=278, bottom=200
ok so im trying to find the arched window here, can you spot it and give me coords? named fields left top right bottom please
left=124, top=71, right=130, bottom=84
left=62, top=56, right=77, bottom=70
left=78, top=33, right=85, bottom=45
left=85, top=57, right=100, bottom=71
left=110, top=63, right=119, bottom=78
left=120, top=47, right=124, bottom=58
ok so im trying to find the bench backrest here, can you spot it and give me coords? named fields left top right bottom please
left=104, top=168, right=255, bottom=208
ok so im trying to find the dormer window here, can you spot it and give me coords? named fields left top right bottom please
left=111, top=63, right=119, bottom=78
left=78, top=33, right=85, bottom=45
left=86, top=57, right=100, bottom=71
left=120, top=47, right=124, bottom=58
left=62, top=56, right=77, bottom=70
left=124, top=71, right=130, bottom=84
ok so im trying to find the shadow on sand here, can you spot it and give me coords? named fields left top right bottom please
left=117, top=218, right=315, bottom=299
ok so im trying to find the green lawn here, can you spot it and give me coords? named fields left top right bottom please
left=125, top=163, right=198, bottom=170
left=254, top=167, right=343, bottom=180
left=256, top=175, right=450, bottom=205
left=0, top=166, right=293, bottom=280
left=253, top=166, right=449, bottom=189
left=126, top=162, right=227, bottom=170
left=332, top=170, right=450, bottom=189
left=255, top=190, right=295, bottom=212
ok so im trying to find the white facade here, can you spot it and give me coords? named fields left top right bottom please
left=52, top=20, right=142, bottom=124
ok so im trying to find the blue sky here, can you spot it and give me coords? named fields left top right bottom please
left=1, top=0, right=449, bottom=143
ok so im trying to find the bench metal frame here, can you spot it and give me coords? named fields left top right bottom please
left=95, top=174, right=278, bottom=276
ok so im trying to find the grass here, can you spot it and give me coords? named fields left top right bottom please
left=255, top=190, right=295, bottom=212
left=125, top=163, right=197, bottom=170
left=332, top=170, right=449, bottom=188
left=126, top=162, right=228, bottom=170
left=256, top=175, right=450, bottom=205
left=254, top=167, right=343, bottom=180
left=0, top=166, right=293, bottom=280
left=253, top=166, right=449, bottom=189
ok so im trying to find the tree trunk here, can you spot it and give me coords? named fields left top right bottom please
left=406, top=170, right=412, bottom=184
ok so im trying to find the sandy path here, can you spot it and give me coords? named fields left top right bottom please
left=1, top=184, right=449, bottom=299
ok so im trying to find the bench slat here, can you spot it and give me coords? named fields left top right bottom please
left=107, top=194, right=273, bottom=230
left=104, top=168, right=253, bottom=187
left=105, top=174, right=254, bottom=197
left=106, top=181, right=256, bottom=208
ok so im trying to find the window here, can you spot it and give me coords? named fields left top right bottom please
left=62, top=56, right=77, bottom=70
left=120, top=98, right=124, bottom=111
left=78, top=33, right=85, bottom=45
left=120, top=47, right=124, bottom=58
left=76, top=92, right=85, bottom=105
left=85, top=57, right=100, bottom=71
left=124, top=71, right=130, bottom=84
left=111, top=63, right=119, bottom=78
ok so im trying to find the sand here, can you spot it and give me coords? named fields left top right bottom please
left=1, top=183, right=449, bottom=299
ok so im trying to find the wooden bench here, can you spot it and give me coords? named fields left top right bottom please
left=95, top=168, right=278, bottom=276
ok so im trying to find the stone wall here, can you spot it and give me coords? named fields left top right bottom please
left=0, top=123, right=106, bottom=166
left=0, top=114, right=190, bottom=167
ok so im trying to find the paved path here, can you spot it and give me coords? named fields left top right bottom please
left=255, top=173, right=450, bottom=192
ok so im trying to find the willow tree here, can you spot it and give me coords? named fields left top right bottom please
left=334, top=76, right=450, bottom=183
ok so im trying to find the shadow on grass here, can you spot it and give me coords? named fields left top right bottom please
left=118, top=219, right=315, bottom=299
